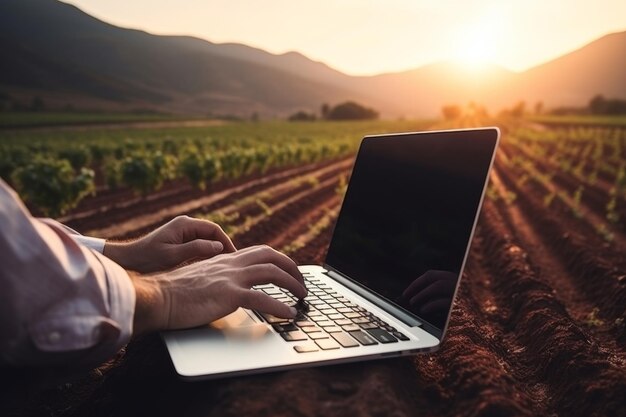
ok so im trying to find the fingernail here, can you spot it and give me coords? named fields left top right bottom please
left=212, top=241, right=224, bottom=252
left=289, top=307, right=297, bottom=317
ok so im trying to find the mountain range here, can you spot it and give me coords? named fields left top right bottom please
left=1, top=0, right=625, bottom=118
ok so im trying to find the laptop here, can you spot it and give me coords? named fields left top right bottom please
left=163, top=127, right=500, bottom=380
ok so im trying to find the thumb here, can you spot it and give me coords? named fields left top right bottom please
left=174, top=239, right=224, bottom=264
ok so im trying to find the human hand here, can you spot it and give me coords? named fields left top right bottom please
left=131, top=245, right=308, bottom=335
left=400, top=270, right=457, bottom=317
left=104, top=215, right=236, bottom=273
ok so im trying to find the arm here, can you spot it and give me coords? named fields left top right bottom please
left=103, top=215, right=237, bottom=273
left=0, top=179, right=135, bottom=367
left=130, top=245, right=308, bottom=335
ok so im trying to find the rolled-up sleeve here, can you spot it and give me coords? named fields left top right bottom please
left=0, top=179, right=135, bottom=367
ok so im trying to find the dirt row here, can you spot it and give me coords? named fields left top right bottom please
left=73, top=158, right=352, bottom=239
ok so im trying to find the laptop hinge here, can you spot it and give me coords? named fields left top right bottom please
left=324, top=268, right=423, bottom=328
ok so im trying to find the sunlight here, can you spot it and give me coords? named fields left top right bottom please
left=452, top=6, right=505, bottom=71
left=454, top=25, right=497, bottom=69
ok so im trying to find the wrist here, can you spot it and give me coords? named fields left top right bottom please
left=104, top=240, right=134, bottom=269
left=129, top=273, right=167, bottom=335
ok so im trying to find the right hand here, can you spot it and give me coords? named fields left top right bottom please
left=131, top=245, right=307, bottom=335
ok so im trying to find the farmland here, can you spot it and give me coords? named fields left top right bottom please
left=1, top=117, right=625, bottom=417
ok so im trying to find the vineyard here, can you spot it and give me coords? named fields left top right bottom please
left=1, top=117, right=625, bottom=417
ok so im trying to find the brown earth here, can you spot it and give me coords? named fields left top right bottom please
left=2, top=127, right=625, bottom=417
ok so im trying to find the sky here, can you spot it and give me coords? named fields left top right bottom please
left=62, top=0, right=626, bottom=76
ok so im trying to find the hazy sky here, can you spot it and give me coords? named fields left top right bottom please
left=63, top=0, right=626, bottom=76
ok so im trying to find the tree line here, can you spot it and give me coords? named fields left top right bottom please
left=288, top=101, right=379, bottom=122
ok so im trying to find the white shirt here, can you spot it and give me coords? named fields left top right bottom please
left=0, top=178, right=135, bottom=367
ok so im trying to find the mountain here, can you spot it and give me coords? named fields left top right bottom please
left=507, top=31, right=626, bottom=108
left=0, top=0, right=371, bottom=116
left=0, top=0, right=625, bottom=118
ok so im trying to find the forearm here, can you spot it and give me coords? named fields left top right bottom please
left=129, top=272, right=168, bottom=336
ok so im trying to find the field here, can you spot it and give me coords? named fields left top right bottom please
left=1, top=118, right=625, bottom=417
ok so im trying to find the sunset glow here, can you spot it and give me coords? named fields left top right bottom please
left=61, top=0, right=626, bottom=76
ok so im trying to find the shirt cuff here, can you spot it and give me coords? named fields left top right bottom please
left=73, top=235, right=106, bottom=253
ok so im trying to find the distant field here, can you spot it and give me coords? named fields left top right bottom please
left=0, top=112, right=190, bottom=128
left=529, top=114, right=626, bottom=127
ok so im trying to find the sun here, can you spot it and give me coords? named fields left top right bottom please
left=455, top=26, right=497, bottom=69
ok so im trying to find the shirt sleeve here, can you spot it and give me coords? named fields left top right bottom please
left=38, top=218, right=106, bottom=253
left=0, top=179, right=136, bottom=367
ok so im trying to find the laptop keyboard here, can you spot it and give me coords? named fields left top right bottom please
left=252, top=271, right=410, bottom=353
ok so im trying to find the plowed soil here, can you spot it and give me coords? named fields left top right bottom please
left=2, top=126, right=625, bottom=417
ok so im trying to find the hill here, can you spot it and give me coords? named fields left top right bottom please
left=1, top=0, right=625, bottom=117
left=0, top=0, right=369, bottom=117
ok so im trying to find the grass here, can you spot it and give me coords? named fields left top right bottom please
left=0, top=119, right=436, bottom=147
left=528, top=115, right=626, bottom=127
left=0, top=112, right=192, bottom=128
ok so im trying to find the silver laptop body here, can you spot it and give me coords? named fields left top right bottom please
left=163, top=127, right=500, bottom=380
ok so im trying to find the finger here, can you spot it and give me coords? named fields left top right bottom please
left=176, top=216, right=237, bottom=252
left=409, top=280, right=452, bottom=307
left=237, top=264, right=307, bottom=299
left=229, top=245, right=305, bottom=289
left=420, top=298, right=451, bottom=315
left=402, top=270, right=457, bottom=299
left=237, top=289, right=297, bottom=319
left=172, top=239, right=225, bottom=264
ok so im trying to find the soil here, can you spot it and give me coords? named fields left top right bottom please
left=2, top=138, right=625, bottom=417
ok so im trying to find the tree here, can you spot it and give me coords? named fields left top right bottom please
left=326, top=101, right=378, bottom=120
left=288, top=111, right=316, bottom=121
left=441, top=105, right=462, bottom=120
left=320, top=103, right=330, bottom=119
left=589, top=94, right=626, bottom=115
left=510, top=101, right=526, bottom=118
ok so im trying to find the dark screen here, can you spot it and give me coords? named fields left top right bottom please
left=325, top=129, right=498, bottom=331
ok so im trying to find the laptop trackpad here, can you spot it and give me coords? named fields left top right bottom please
left=210, top=308, right=268, bottom=339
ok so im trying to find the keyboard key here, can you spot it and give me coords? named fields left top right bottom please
left=329, top=303, right=344, bottom=309
left=316, top=338, right=341, bottom=350
left=328, top=313, right=344, bottom=320
left=263, top=288, right=283, bottom=295
left=295, top=299, right=310, bottom=313
left=348, top=330, right=378, bottom=346
left=367, top=328, right=398, bottom=343
left=309, top=300, right=325, bottom=306
left=330, top=332, right=359, bottom=348
left=337, top=307, right=353, bottom=313
left=341, top=324, right=361, bottom=332
left=294, top=344, right=319, bottom=353
left=317, top=321, right=335, bottom=327
left=280, top=331, right=308, bottom=341
left=392, top=331, right=410, bottom=341
left=262, top=313, right=290, bottom=324
left=273, top=323, right=298, bottom=333
left=319, top=308, right=338, bottom=315
left=309, top=332, right=329, bottom=340
left=360, top=322, right=379, bottom=330
left=302, top=326, right=322, bottom=333
left=334, top=319, right=353, bottom=326
left=352, top=317, right=371, bottom=324
left=307, top=310, right=322, bottom=317
left=320, top=295, right=334, bottom=301
left=344, top=312, right=362, bottom=319
left=325, top=326, right=343, bottom=333
left=311, top=315, right=329, bottom=322
left=296, top=320, right=316, bottom=327
left=255, top=284, right=273, bottom=289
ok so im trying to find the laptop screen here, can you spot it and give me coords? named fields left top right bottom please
left=325, top=129, right=498, bottom=332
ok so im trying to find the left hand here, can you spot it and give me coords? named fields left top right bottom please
left=103, top=215, right=236, bottom=273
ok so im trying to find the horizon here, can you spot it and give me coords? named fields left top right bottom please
left=61, top=0, right=626, bottom=76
